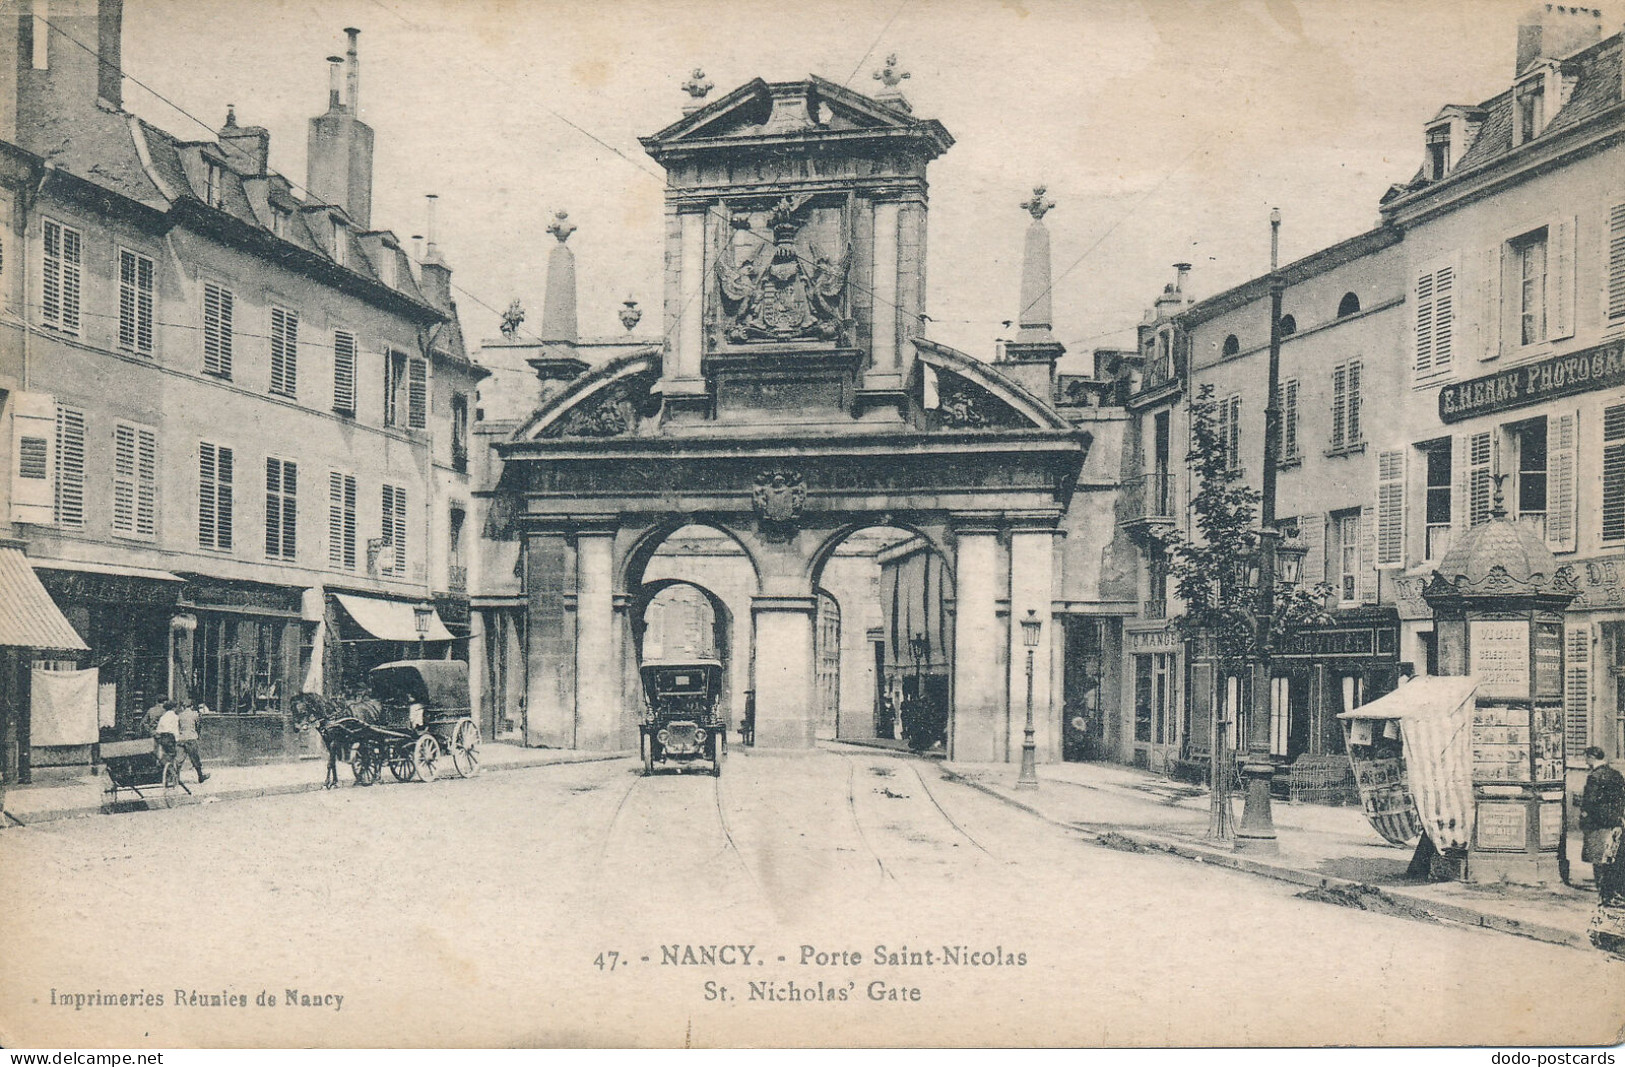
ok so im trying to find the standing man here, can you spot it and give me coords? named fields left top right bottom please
left=1580, top=746, right=1625, bottom=905
left=176, top=702, right=208, bottom=784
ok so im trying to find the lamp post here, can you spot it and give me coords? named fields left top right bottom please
left=1236, top=208, right=1284, bottom=854
left=1017, top=609, right=1042, bottom=789
left=413, top=602, right=434, bottom=660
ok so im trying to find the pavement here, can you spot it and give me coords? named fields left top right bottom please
left=934, top=752, right=1603, bottom=951
left=0, top=742, right=631, bottom=826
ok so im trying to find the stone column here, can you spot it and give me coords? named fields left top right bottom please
left=573, top=529, right=622, bottom=750
left=676, top=208, right=706, bottom=381
left=1008, top=524, right=1058, bottom=764
left=751, top=595, right=817, bottom=748
left=867, top=199, right=901, bottom=388
left=524, top=530, right=575, bottom=748
left=951, top=523, right=1003, bottom=762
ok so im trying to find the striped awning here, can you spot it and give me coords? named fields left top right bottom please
left=0, top=547, right=89, bottom=651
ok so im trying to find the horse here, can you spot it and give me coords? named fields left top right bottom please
left=291, top=692, right=383, bottom=788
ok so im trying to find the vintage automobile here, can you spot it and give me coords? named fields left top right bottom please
left=639, top=659, right=725, bottom=776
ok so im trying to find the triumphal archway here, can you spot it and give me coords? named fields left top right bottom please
left=491, top=75, right=1094, bottom=760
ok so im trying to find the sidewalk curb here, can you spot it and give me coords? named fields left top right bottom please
left=939, top=767, right=1592, bottom=952
left=0, top=750, right=634, bottom=828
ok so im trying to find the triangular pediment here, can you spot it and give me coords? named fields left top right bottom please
left=641, top=76, right=952, bottom=156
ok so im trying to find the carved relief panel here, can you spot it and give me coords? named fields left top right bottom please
left=709, top=193, right=854, bottom=349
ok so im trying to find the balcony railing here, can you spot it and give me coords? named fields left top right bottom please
left=1122, top=472, right=1176, bottom=525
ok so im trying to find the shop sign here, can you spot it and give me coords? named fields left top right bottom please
left=1278, top=625, right=1395, bottom=659
left=1469, top=619, right=1528, bottom=699
left=1476, top=801, right=1527, bottom=850
left=1438, top=339, right=1625, bottom=423
left=1125, top=628, right=1180, bottom=653
left=1567, top=556, right=1625, bottom=611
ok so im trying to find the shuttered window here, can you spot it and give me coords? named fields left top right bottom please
left=1565, top=624, right=1590, bottom=756
left=1414, top=261, right=1454, bottom=377
left=1330, top=361, right=1362, bottom=451
left=1216, top=394, right=1242, bottom=472
left=265, top=457, right=297, bottom=561
left=1282, top=379, right=1299, bottom=461
left=328, top=472, right=357, bottom=571
left=42, top=219, right=82, bottom=334
left=1545, top=411, right=1577, bottom=553
left=1467, top=431, right=1493, bottom=528
left=1603, top=402, right=1625, bottom=544
left=54, top=405, right=85, bottom=530
left=1608, top=203, right=1625, bottom=323
left=198, top=442, right=234, bottom=550
left=1375, top=449, right=1406, bottom=568
left=112, top=421, right=157, bottom=540
left=380, top=483, right=407, bottom=574
left=384, top=350, right=405, bottom=427
left=117, top=250, right=155, bottom=355
left=333, top=330, right=357, bottom=415
left=407, top=357, right=428, bottom=430
left=203, top=283, right=233, bottom=377
left=270, top=307, right=298, bottom=398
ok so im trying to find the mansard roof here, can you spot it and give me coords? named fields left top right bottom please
left=640, top=75, right=954, bottom=163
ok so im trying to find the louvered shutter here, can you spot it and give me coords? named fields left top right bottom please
left=199, top=443, right=217, bottom=548
left=113, top=423, right=137, bottom=534
left=1549, top=216, right=1576, bottom=341
left=1607, top=203, right=1625, bottom=323
left=1564, top=623, right=1591, bottom=757
left=333, top=331, right=357, bottom=414
left=10, top=392, right=56, bottom=524
left=270, top=308, right=298, bottom=397
left=1602, top=403, right=1625, bottom=544
left=135, top=426, right=156, bottom=538
left=408, top=358, right=428, bottom=429
left=203, top=283, right=233, bottom=377
left=1433, top=263, right=1455, bottom=372
left=1467, top=431, right=1493, bottom=527
left=1479, top=245, right=1502, bottom=360
left=216, top=446, right=233, bottom=549
left=328, top=472, right=357, bottom=570
left=1414, top=269, right=1435, bottom=375
left=1347, top=361, right=1362, bottom=445
left=393, top=485, right=407, bottom=572
left=118, top=252, right=137, bottom=351
left=1300, top=512, right=1326, bottom=586
left=61, top=226, right=81, bottom=334
left=1331, top=364, right=1347, bottom=449
left=54, top=406, right=85, bottom=529
left=1376, top=449, right=1406, bottom=568
left=1282, top=379, right=1299, bottom=460
left=1358, top=504, right=1378, bottom=603
left=1545, top=410, right=1578, bottom=552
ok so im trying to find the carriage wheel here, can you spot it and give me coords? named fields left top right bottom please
left=413, top=734, right=441, bottom=783
left=161, top=761, right=181, bottom=807
left=388, top=754, right=417, bottom=782
left=450, top=719, right=482, bottom=779
left=352, top=747, right=379, bottom=786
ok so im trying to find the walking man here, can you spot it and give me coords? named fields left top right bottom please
left=176, top=702, right=208, bottom=784
left=1580, top=746, right=1624, bottom=905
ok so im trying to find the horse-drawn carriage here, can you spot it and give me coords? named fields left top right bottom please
left=295, top=660, right=481, bottom=787
left=639, top=659, right=726, bottom=777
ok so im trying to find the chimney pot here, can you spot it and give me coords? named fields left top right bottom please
left=344, top=28, right=360, bottom=115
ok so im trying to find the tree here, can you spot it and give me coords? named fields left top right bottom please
left=1155, top=384, right=1332, bottom=840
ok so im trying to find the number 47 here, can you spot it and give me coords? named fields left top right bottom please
left=594, top=952, right=620, bottom=971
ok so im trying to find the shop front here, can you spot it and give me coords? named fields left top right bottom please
left=1122, top=624, right=1182, bottom=772
left=324, top=591, right=457, bottom=699
left=0, top=542, right=91, bottom=786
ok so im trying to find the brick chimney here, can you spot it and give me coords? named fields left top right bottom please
left=1516, top=4, right=1604, bottom=74
left=417, top=194, right=454, bottom=311
left=217, top=105, right=270, bottom=177
left=305, top=28, right=374, bottom=227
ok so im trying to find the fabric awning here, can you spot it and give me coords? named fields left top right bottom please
left=333, top=593, right=454, bottom=642
left=1336, top=676, right=1477, bottom=720
left=0, top=547, right=89, bottom=651
left=1339, top=676, right=1477, bottom=852
left=29, top=558, right=184, bottom=582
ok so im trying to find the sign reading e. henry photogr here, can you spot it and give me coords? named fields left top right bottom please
left=1470, top=620, right=1529, bottom=700
left=1438, top=339, right=1625, bottom=423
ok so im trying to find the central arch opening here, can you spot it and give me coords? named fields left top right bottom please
left=811, top=525, right=955, bottom=751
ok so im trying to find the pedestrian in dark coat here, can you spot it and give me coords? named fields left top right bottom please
left=1579, top=746, right=1625, bottom=905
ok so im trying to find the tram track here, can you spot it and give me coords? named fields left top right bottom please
left=909, top=761, right=1000, bottom=860
left=711, top=757, right=769, bottom=901
left=842, top=755, right=897, bottom=885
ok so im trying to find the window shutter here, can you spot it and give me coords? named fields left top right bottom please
left=199, top=443, right=217, bottom=548
left=266, top=459, right=282, bottom=560
left=270, top=308, right=298, bottom=397
left=1602, top=403, right=1625, bottom=543
left=10, top=392, right=56, bottom=524
left=1348, top=361, right=1362, bottom=445
left=408, top=358, right=428, bottom=430
left=1300, top=512, right=1326, bottom=586
left=200, top=442, right=233, bottom=550
left=217, top=446, right=233, bottom=549
left=1331, top=364, right=1347, bottom=449
left=1358, top=504, right=1378, bottom=603
left=393, top=485, right=407, bottom=572
left=1545, top=410, right=1578, bottom=552
left=112, top=423, right=136, bottom=534
left=1282, top=379, right=1299, bottom=460
left=41, top=221, right=61, bottom=326
left=119, top=252, right=154, bottom=355
left=1549, top=215, right=1576, bottom=341
left=1228, top=396, right=1242, bottom=469
left=1433, top=263, right=1454, bottom=372
left=1479, top=245, right=1501, bottom=360
left=1607, top=202, right=1625, bottom=323
left=1564, top=623, right=1590, bottom=756
left=1466, top=431, right=1493, bottom=528
left=54, top=405, right=85, bottom=529
left=1376, top=449, right=1406, bottom=568
left=333, top=331, right=357, bottom=414
left=118, top=251, right=137, bottom=351
left=61, top=226, right=81, bottom=334
left=203, top=283, right=233, bottom=377
left=137, top=427, right=156, bottom=538
left=328, top=472, right=356, bottom=570
left=1414, top=269, right=1435, bottom=375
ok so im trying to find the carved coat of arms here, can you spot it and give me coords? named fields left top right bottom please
left=716, top=196, right=850, bottom=344
left=752, top=469, right=807, bottom=531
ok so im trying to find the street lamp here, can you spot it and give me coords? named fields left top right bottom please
left=413, top=602, right=434, bottom=659
left=1236, top=208, right=1285, bottom=855
left=1017, top=609, right=1042, bottom=789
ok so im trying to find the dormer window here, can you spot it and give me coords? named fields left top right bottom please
left=203, top=160, right=225, bottom=208
left=1515, top=76, right=1546, bottom=145
left=271, top=206, right=290, bottom=238
left=1425, top=124, right=1451, bottom=180
left=378, top=249, right=397, bottom=289
left=331, top=222, right=347, bottom=267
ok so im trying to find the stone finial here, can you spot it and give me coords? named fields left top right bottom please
left=681, top=68, right=714, bottom=101
left=500, top=299, right=525, bottom=338
left=619, top=296, right=643, bottom=332
left=547, top=211, right=576, bottom=243
left=1021, top=186, right=1056, bottom=222
left=873, top=53, right=910, bottom=90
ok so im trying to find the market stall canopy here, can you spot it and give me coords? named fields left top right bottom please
left=0, top=546, right=89, bottom=651
left=1340, top=676, right=1477, bottom=851
left=333, top=594, right=454, bottom=642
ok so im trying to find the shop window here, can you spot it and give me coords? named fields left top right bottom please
left=192, top=614, right=285, bottom=714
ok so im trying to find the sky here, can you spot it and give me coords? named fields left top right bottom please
left=115, top=0, right=1562, bottom=375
